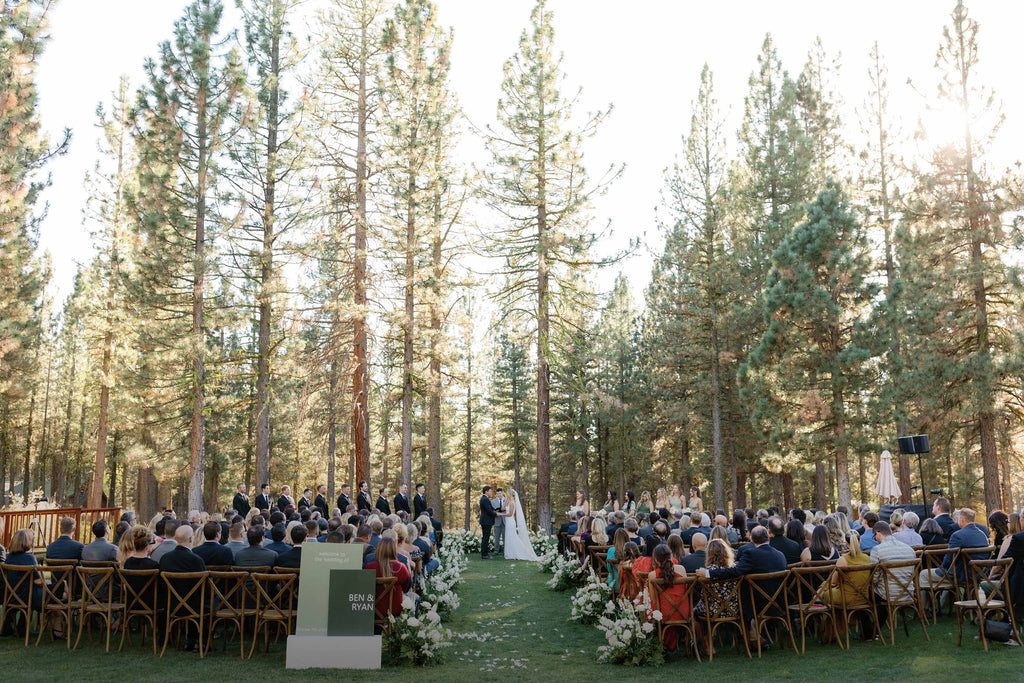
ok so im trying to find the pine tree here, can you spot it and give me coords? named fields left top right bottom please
left=491, top=329, right=534, bottom=496
left=481, top=0, right=620, bottom=533
left=132, top=0, right=244, bottom=510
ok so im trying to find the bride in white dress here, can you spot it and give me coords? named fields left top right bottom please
left=503, top=489, right=540, bottom=561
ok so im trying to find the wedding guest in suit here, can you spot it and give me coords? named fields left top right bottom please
left=150, top=519, right=178, bottom=563
left=232, top=483, right=251, bottom=518
left=413, top=483, right=428, bottom=518
left=314, top=484, right=329, bottom=518
left=193, top=521, right=233, bottom=566
left=264, top=523, right=292, bottom=555
left=277, top=485, right=295, bottom=512
left=919, top=508, right=989, bottom=589
left=932, top=497, right=957, bottom=539
left=336, top=483, right=352, bottom=514
left=225, top=521, right=247, bottom=556
left=82, top=520, right=118, bottom=563
left=275, top=525, right=305, bottom=568
left=357, top=481, right=373, bottom=512
left=376, top=486, right=391, bottom=515
left=682, top=533, right=708, bottom=573
left=254, top=483, right=272, bottom=512
left=394, top=484, right=412, bottom=515
left=234, top=526, right=278, bottom=567
left=46, top=517, right=84, bottom=560
left=769, top=516, right=803, bottom=564
left=159, top=525, right=205, bottom=651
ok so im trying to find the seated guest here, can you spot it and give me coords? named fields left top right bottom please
left=697, top=526, right=786, bottom=623
left=692, top=538, right=739, bottom=647
left=824, top=514, right=849, bottom=553
left=893, top=511, right=923, bottom=547
left=785, top=519, right=807, bottom=552
left=815, top=532, right=873, bottom=637
left=623, top=517, right=640, bottom=543
left=714, top=514, right=737, bottom=544
left=708, top=525, right=730, bottom=545
left=1003, top=516, right=1024, bottom=612
left=680, top=513, right=702, bottom=545
left=606, top=529, right=629, bottom=592
left=585, top=518, right=609, bottom=555
left=122, top=525, right=160, bottom=571
left=869, top=519, right=916, bottom=629
left=645, top=521, right=669, bottom=557
left=234, top=526, right=279, bottom=567
left=4, top=529, right=43, bottom=611
left=667, top=533, right=687, bottom=565
left=990, top=513, right=1021, bottom=581
left=408, top=523, right=438, bottom=574
left=732, top=510, right=749, bottom=543
left=150, top=519, right=178, bottom=562
left=637, top=512, right=658, bottom=540
left=682, top=533, right=708, bottom=573
left=193, top=521, right=234, bottom=566
left=606, top=511, right=626, bottom=538
left=46, top=517, right=84, bottom=560
left=275, top=525, right=306, bottom=568
left=919, top=508, right=989, bottom=590
left=989, top=510, right=1010, bottom=550
left=558, top=511, right=580, bottom=554
left=931, top=497, right=957, bottom=539
left=859, top=512, right=881, bottom=552
left=769, top=516, right=803, bottom=564
left=365, top=537, right=412, bottom=622
left=368, top=519, right=383, bottom=548
left=82, top=520, right=118, bottom=563
left=226, top=522, right=247, bottom=556
left=159, top=525, right=206, bottom=572
left=265, top=523, right=292, bottom=555
left=918, top=517, right=946, bottom=547
left=801, top=524, right=840, bottom=563
left=649, top=544, right=690, bottom=650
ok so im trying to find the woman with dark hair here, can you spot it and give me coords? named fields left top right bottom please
left=667, top=533, right=686, bottom=565
left=731, top=510, right=748, bottom=543
left=801, top=524, right=840, bottom=563
left=365, top=537, right=412, bottom=620
left=918, top=518, right=946, bottom=546
left=622, top=490, right=637, bottom=516
left=688, top=486, right=703, bottom=512
left=650, top=544, right=689, bottom=650
left=607, top=528, right=630, bottom=591
left=989, top=510, right=1009, bottom=549
left=785, top=519, right=807, bottom=549
left=122, top=526, right=159, bottom=570
left=602, top=490, right=619, bottom=514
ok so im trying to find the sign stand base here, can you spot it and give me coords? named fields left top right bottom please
left=285, top=635, right=382, bottom=669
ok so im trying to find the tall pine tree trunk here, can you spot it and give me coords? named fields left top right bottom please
left=327, top=359, right=338, bottom=499
left=463, top=342, right=472, bottom=530
left=710, top=327, right=723, bottom=511
left=833, top=381, right=850, bottom=510
left=400, top=147, right=416, bottom=493
left=536, top=191, right=552, bottom=534
left=56, top=352, right=74, bottom=505
left=352, top=17, right=371, bottom=494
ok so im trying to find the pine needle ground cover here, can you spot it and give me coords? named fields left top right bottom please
left=0, top=558, right=1019, bottom=682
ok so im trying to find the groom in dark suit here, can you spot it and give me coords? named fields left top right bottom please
left=479, top=486, right=497, bottom=560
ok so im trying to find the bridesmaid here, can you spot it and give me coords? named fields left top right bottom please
left=669, top=485, right=683, bottom=510
left=688, top=486, right=703, bottom=512
left=655, top=488, right=670, bottom=511
left=571, top=490, right=590, bottom=518
left=637, top=491, right=652, bottom=516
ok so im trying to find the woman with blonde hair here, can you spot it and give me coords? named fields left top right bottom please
left=655, top=488, right=669, bottom=511
left=589, top=517, right=609, bottom=548
left=669, top=485, right=683, bottom=510
left=5, top=529, right=43, bottom=610
left=122, top=526, right=159, bottom=570
left=814, top=531, right=874, bottom=638
left=824, top=514, right=849, bottom=553
left=637, top=491, right=652, bottom=517
left=147, top=513, right=163, bottom=533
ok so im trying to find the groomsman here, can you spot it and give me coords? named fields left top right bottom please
left=394, top=484, right=411, bottom=515
left=277, top=485, right=295, bottom=512
left=297, top=488, right=313, bottom=512
left=376, top=486, right=391, bottom=515
left=254, top=483, right=272, bottom=512
left=314, top=484, right=329, bottom=517
left=357, top=481, right=373, bottom=512
left=232, top=483, right=250, bottom=518
left=336, top=483, right=352, bottom=513
left=414, top=483, right=428, bottom=518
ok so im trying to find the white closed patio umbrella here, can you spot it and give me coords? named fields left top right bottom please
left=875, top=449, right=901, bottom=503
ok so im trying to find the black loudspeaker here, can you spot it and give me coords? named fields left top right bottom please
left=912, top=434, right=930, bottom=454
left=897, top=436, right=916, bottom=455
left=878, top=503, right=930, bottom=524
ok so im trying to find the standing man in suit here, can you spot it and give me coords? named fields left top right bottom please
left=254, top=483, right=272, bottom=512
left=232, top=483, right=250, bottom=518
left=193, top=521, right=234, bottom=566
left=414, top=483, right=428, bottom=518
left=277, top=484, right=295, bottom=512
left=46, top=517, right=84, bottom=560
left=932, top=497, right=957, bottom=539
left=376, top=486, right=391, bottom=515
left=479, top=486, right=497, bottom=560
left=357, top=481, right=373, bottom=512
left=314, top=484, right=329, bottom=518
left=394, top=484, right=411, bottom=515
left=336, top=483, right=352, bottom=513
left=492, top=488, right=507, bottom=555
left=298, top=488, right=313, bottom=512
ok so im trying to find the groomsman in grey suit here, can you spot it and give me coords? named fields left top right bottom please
left=492, top=488, right=508, bottom=555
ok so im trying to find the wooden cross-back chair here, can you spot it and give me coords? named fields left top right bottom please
left=616, top=560, right=640, bottom=602
left=161, top=571, right=208, bottom=658
left=744, top=570, right=798, bottom=656
left=74, top=566, right=124, bottom=652
left=874, top=560, right=929, bottom=644
left=1, top=563, right=40, bottom=646
left=117, top=568, right=160, bottom=653
left=648, top=575, right=701, bottom=661
left=829, top=563, right=879, bottom=650
left=373, top=576, right=399, bottom=635
left=787, top=564, right=835, bottom=653
left=700, top=576, right=750, bottom=660
left=208, top=570, right=251, bottom=658
left=249, top=572, right=296, bottom=657
left=919, top=547, right=958, bottom=623
left=37, top=563, right=76, bottom=648
left=954, top=558, right=1019, bottom=651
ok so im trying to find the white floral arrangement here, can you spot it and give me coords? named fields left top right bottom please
left=538, top=547, right=560, bottom=574
left=444, top=528, right=481, bottom=555
left=546, top=551, right=586, bottom=592
left=530, top=528, right=558, bottom=557
left=385, top=595, right=452, bottom=666
left=421, top=560, right=463, bottom=621
left=570, top=569, right=613, bottom=624
left=595, top=590, right=664, bottom=666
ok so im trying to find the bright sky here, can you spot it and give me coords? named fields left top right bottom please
left=35, top=0, right=1024, bottom=306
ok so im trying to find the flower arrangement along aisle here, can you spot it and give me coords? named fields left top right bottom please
left=530, top=528, right=558, bottom=557
left=385, top=596, right=452, bottom=666
left=570, top=569, right=613, bottom=624
left=546, top=551, right=587, bottom=591
left=444, top=528, right=481, bottom=555
left=421, top=545, right=467, bottom=621
left=595, top=591, right=664, bottom=667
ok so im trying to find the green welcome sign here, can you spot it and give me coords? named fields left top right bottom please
left=295, top=543, right=366, bottom=636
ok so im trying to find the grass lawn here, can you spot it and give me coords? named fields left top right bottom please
left=0, top=556, right=1020, bottom=682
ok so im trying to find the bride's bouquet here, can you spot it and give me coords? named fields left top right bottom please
left=569, top=569, right=613, bottom=624
left=595, top=591, right=664, bottom=666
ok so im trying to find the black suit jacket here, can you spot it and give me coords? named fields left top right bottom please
left=479, top=495, right=496, bottom=527
left=1004, top=531, right=1024, bottom=607
left=708, top=543, right=787, bottom=579
left=159, top=546, right=207, bottom=573
left=357, top=491, right=373, bottom=512
left=769, top=535, right=803, bottom=565
left=297, top=496, right=311, bottom=511
left=337, top=493, right=351, bottom=512
left=275, top=546, right=302, bottom=568
left=46, top=536, right=84, bottom=560
left=254, top=493, right=272, bottom=511
left=376, top=496, right=391, bottom=515
left=414, top=493, right=427, bottom=518
left=934, top=513, right=957, bottom=539
left=193, top=541, right=234, bottom=566
left=234, top=545, right=279, bottom=568
left=277, top=494, right=294, bottom=512
left=314, top=493, right=329, bottom=517
left=394, top=493, right=411, bottom=515
left=232, top=492, right=251, bottom=517
left=682, top=550, right=706, bottom=573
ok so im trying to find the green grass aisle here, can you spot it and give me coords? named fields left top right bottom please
left=0, top=557, right=1021, bottom=682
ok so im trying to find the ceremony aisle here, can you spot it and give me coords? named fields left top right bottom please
left=0, top=556, right=1021, bottom=682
